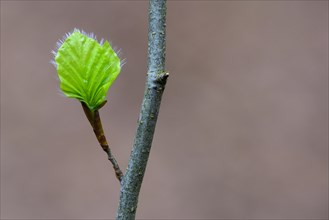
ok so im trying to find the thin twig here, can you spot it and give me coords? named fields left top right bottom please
left=81, top=102, right=123, bottom=182
left=117, top=0, right=168, bottom=219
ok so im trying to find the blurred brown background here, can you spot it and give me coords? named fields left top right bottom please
left=1, top=1, right=328, bottom=219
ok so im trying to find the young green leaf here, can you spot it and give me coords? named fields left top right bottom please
left=52, top=29, right=121, bottom=111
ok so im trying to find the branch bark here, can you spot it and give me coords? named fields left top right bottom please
left=116, top=0, right=168, bottom=219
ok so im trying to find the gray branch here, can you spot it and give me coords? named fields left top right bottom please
left=116, top=0, right=168, bottom=219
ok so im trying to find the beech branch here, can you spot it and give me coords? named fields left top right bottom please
left=116, top=0, right=168, bottom=219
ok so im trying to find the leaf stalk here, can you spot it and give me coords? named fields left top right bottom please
left=81, top=102, right=123, bottom=182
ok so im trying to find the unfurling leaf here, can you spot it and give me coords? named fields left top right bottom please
left=52, top=29, right=121, bottom=111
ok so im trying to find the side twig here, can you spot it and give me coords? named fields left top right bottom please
left=117, top=0, right=168, bottom=219
left=81, top=102, right=123, bottom=182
